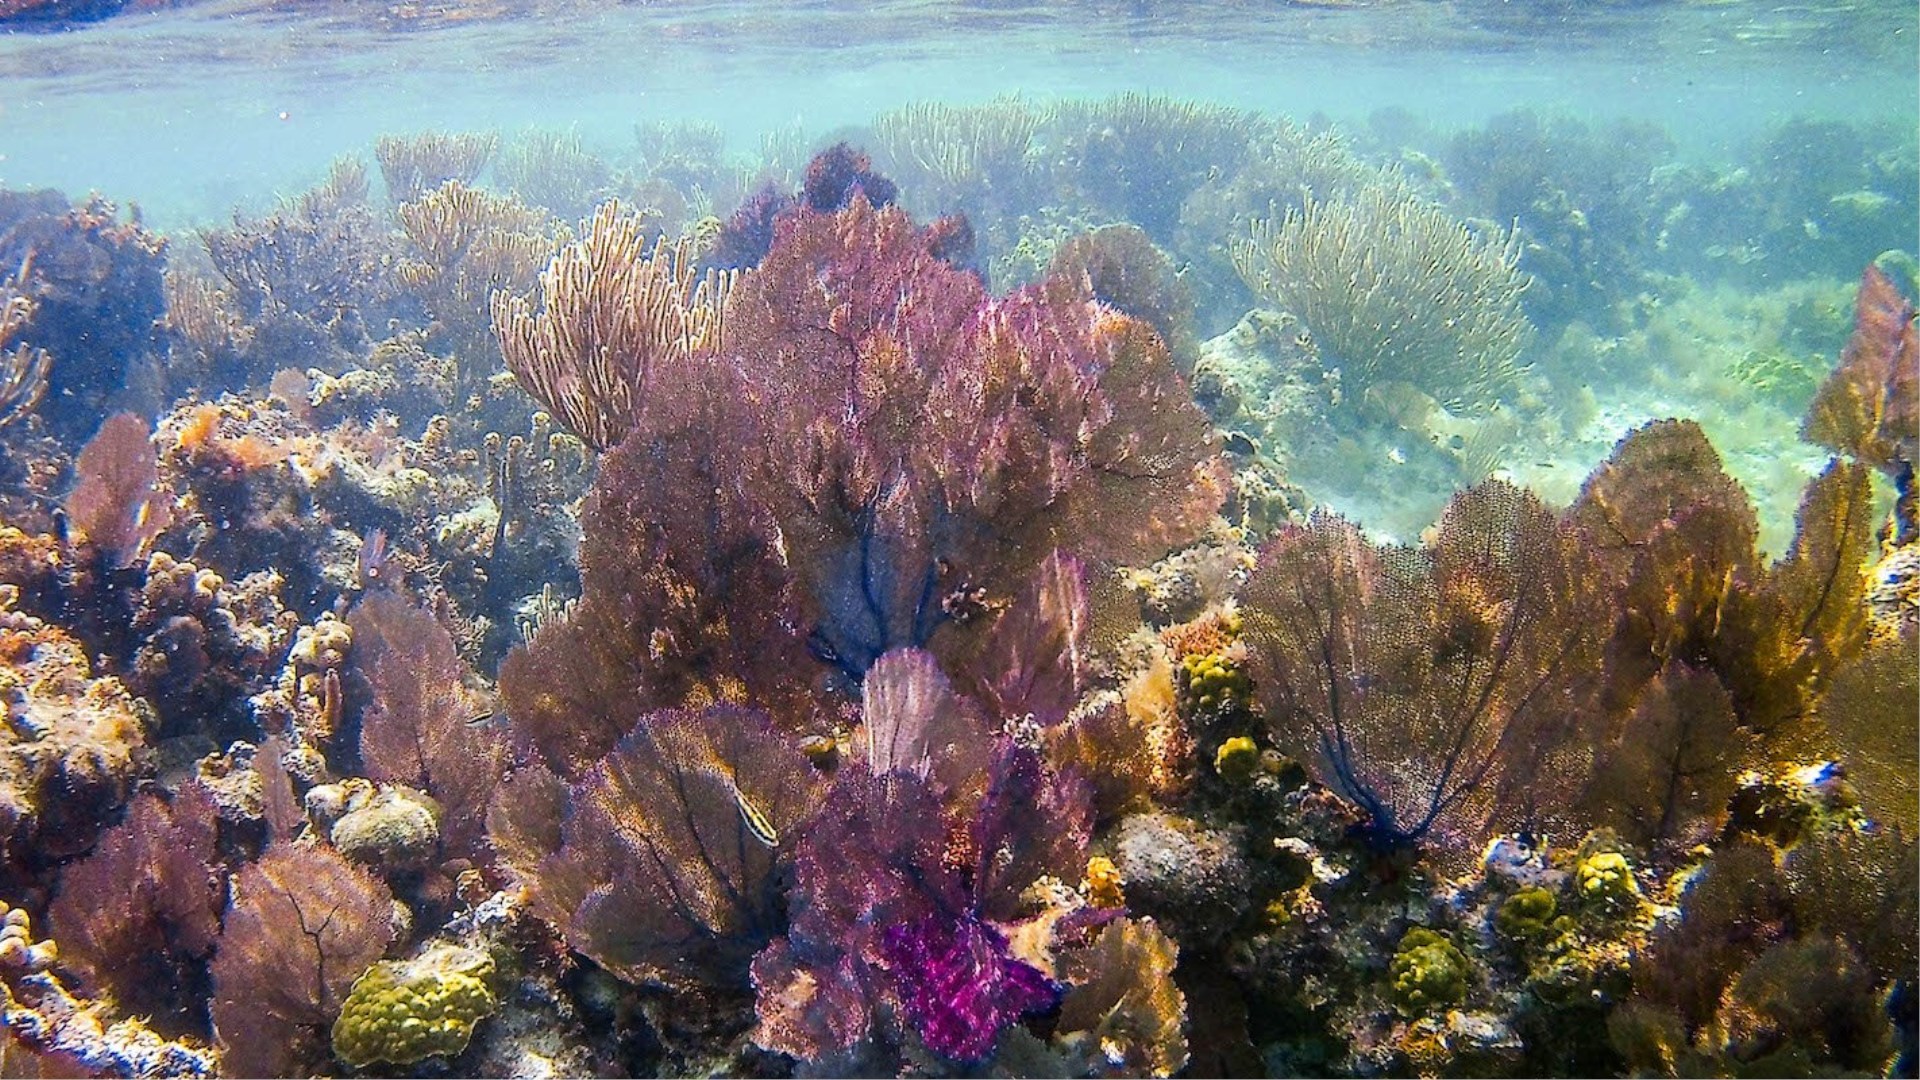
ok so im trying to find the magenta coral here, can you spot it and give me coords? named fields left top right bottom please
left=881, top=912, right=1059, bottom=1062
left=755, top=741, right=1089, bottom=1065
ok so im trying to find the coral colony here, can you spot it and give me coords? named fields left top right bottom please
left=0, top=100, right=1914, bottom=1080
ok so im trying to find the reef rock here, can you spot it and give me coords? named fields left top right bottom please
left=0, top=597, right=150, bottom=867
left=1109, top=811, right=1251, bottom=946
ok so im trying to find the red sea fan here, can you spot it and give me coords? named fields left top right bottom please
left=65, top=412, right=171, bottom=568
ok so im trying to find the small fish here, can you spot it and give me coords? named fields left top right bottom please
left=464, top=710, right=495, bottom=728
left=724, top=772, right=780, bottom=849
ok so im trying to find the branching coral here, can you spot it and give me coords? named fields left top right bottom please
left=1051, top=94, right=1259, bottom=240
left=0, top=189, right=166, bottom=441
left=1240, top=480, right=1608, bottom=854
left=490, top=200, right=733, bottom=451
left=0, top=277, right=49, bottom=430
left=872, top=96, right=1041, bottom=213
left=395, top=180, right=564, bottom=367
left=374, top=131, right=499, bottom=203
left=1231, top=182, right=1533, bottom=414
left=204, top=160, right=393, bottom=357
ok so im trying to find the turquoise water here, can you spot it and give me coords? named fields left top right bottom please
left=4, top=0, right=1915, bottom=229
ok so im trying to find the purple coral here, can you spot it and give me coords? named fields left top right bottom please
left=755, top=742, right=1088, bottom=1065
left=801, top=142, right=898, bottom=213
left=881, top=913, right=1060, bottom=1062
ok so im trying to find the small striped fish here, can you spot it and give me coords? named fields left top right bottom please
left=723, top=771, right=780, bottom=849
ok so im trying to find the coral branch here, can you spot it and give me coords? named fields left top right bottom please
left=491, top=202, right=733, bottom=451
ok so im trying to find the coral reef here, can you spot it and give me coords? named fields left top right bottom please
left=0, top=96, right=1912, bottom=1080
left=0, top=190, right=167, bottom=441
left=1232, top=182, right=1534, bottom=414
left=1, top=898, right=219, bottom=1077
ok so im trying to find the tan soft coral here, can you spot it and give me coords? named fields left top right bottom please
left=0, top=595, right=150, bottom=864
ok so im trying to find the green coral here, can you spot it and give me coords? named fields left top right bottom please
left=1176, top=651, right=1252, bottom=717
left=1390, top=928, right=1471, bottom=1016
left=332, top=944, right=497, bottom=1068
left=1494, top=887, right=1558, bottom=943
left=1572, top=850, right=1641, bottom=918
left=1213, top=735, right=1260, bottom=782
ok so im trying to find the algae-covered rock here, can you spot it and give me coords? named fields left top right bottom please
left=1110, top=812, right=1250, bottom=945
left=1494, top=886, right=1559, bottom=944
left=332, top=944, right=497, bottom=1068
left=0, top=602, right=150, bottom=863
left=329, top=785, right=440, bottom=873
left=1572, top=849, right=1641, bottom=917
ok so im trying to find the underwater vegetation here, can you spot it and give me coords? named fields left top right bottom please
left=0, top=99, right=1914, bottom=1079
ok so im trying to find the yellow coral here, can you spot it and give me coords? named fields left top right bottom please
left=1574, top=850, right=1642, bottom=916
left=1213, top=735, right=1260, bottom=782
left=1176, top=649, right=1252, bottom=717
left=331, top=945, right=497, bottom=1068
left=1084, top=855, right=1126, bottom=909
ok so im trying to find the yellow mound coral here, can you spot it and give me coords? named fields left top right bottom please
left=331, top=944, right=497, bottom=1069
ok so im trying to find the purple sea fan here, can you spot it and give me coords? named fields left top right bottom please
left=492, top=703, right=825, bottom=988
left=753, top=741, right=1089, bottom=1065
left=724, top=199, right=1224, bottom=681
left=66, top=411, right=171, bottom=568
left=881, top=912, right=1061, bottom=1063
